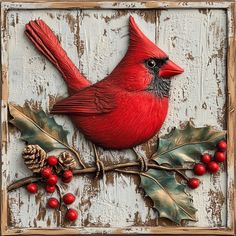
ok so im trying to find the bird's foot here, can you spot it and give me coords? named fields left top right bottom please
left=95, top=159, right=105, bottom=179
left=139, top=155, right=149, bottom=172
left=132, top=148, right=149, bottom=172
left=92, top=144, right=105, bottom=179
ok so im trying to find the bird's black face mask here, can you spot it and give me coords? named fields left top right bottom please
left=145, top=58, right=171, bottom=98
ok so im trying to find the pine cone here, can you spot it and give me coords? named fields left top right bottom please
left=22, top=145, right=47, bottom=173
left=55, top=152, right=77, bottom=174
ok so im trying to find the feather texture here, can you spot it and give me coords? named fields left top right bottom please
left=51, top=83, right=117, bottom=114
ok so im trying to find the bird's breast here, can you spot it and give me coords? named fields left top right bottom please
left=73, top=92, right=169, bottom=149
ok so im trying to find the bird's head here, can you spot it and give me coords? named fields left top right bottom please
left=111, top=16, right=184, bottom=98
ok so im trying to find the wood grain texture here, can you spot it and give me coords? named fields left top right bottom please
left=2, top=0, right=235, bottom=2
left=1, top=1, right=233, bottom=10
left=0, top=2, right=235, bottom=235
left=226, top=3, right=236, bottom=234
left=0, top=0, right=234, bottom=4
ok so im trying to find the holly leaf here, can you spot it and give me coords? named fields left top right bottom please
left=8, top=103, right=69, bottom=152
left=140, top=169, right=197, bottom=224
left=153, top=122, right=226, bottom=167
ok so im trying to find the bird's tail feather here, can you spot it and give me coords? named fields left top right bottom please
left=25, top=20, right=91, bottom=94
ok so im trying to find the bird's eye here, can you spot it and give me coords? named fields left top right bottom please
left=146, top=59, right=156, bottom=68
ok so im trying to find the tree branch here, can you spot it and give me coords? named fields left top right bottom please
left=7, top=161, right=191, bottom=192
left=7, top=176, right=41, bottom=192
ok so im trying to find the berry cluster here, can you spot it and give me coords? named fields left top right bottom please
left=26, top=155, right=78, bottom=221
left=187, top=140, right=227, bottom=189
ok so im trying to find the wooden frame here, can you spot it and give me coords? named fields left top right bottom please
left=0, top=1, right=235, bottom=235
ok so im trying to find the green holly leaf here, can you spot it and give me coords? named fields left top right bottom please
left=140, top=169, right=197, bottom=224
left=8, top=103, right=69, bottom=152
left=153, top=122, right=226, bottom=167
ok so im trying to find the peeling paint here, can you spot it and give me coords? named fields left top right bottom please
left=65, top=13, right=76, bottom=33
left=185, top=52, right=194, bottom=61
left=206, top=189, right=225, bottom=226
left=102, top=10, right=128, bottom=23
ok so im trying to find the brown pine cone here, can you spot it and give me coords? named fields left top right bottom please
left=55, top=152, right=77, bottom=174
left=22, top=145, right=47, bottom=173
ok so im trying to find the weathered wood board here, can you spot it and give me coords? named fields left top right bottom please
left=1, top=1, right=235, bottom=235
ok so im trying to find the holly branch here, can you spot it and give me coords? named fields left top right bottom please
left=7, top=161, right=191, bottom=192
left=7, top=103, right=227, bottom=224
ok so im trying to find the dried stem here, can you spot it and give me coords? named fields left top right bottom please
left=7, top=176, right=41, bottom=192
left=55, top=184, right=63, bottom=226
left=132, top=147, right=148, bottom=172
left=174, top=169, right=189, bottom=181
left=67, top=146, right=86, bottom=169
left=114, top=169, right=141, bottom=175
left=55, top=184, right=63, bottom=211
left=7, top=161, right=191, bottom=192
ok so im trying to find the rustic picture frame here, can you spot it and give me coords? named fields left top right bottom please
left=0, top=1, right=235, bottom=235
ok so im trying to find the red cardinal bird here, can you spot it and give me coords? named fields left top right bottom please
left=25, top=16, right=183, bottom=150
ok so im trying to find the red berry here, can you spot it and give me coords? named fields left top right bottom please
left=63, top=170, right=73, bottom=179
left=62, top=170, right=73, bottom=183
left=65, top=209, right=78, bottom=221
left=194, top=163, right=206, bottom=176
left=47, top=175, right=58, bottom=186
left=62, top=176, right=73, bottom=183
left=217, top=140, right=227, bottom=152
left=26, top=183, right=38, bottom=193
left=63, top=193, right=76, bottom=205
left=41, top=167, right=52, bottom=179
left=45, top=185, right=56, bottom=193
left=47, top=156, right=58, bottom=166
left=47, top=197, right=59, bottom=209
left=187, top=178, right=200, bottom=189
left=214, top=151, right=226, bottom=163
left=207, top=161, right=220, bottom=173
left=201, top=153, right=212, bottom=164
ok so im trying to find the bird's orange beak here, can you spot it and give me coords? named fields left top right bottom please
left=158, top=60, right=184, bottom=78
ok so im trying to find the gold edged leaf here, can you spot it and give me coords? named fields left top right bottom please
left=140, top=169, right=197, bottom=224
left=8, top=103, right=69, bottom=152
left=153, top=122, right=226, bottom=166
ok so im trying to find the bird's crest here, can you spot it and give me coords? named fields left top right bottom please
left=128, top=16, right=168, bottom=60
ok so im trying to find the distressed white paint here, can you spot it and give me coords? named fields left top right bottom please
left=156, top=9, right=227, bottom=227
left=5, top=8, right=227, bottom=230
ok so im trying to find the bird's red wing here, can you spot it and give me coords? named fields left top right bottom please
left=51, top=85, right=117, bottom=115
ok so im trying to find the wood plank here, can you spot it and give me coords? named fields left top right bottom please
left=77, top=9, right=157, bottom=228
left=0, top=0, right=235, bottom=3
left=225, top=3, right=236, bottom=233
left=156, top=9, right=227, bottom=227
left=2, top=226, right=235, bottom=235
left=1, top=1, right=233, bottom=10
left=6, top=9, right=78, bottom=228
